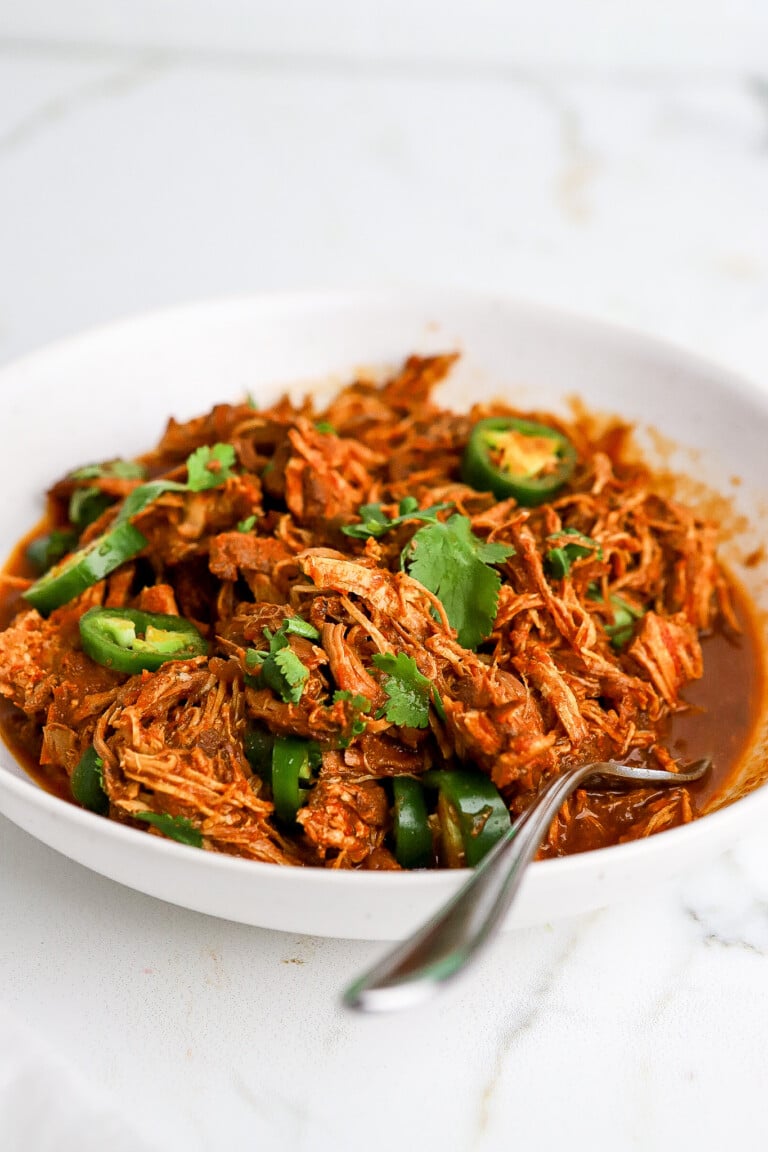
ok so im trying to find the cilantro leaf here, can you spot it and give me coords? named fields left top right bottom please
left=26, top=528, right=79, bottom=575
left=282, top=616, right=321, bottom=641
left=587, top=583, right=645, bottom=649
left=431, top=688, right=447, bottom=722
left=244, top=621, right=312, bottom=704
left=271, top=646, right=310, bottom=703
left=315, top=421, right=336, bottom=435
left=69, top=459, right=147, bottom=481
left=406, top=514, right=514, bottom=649
left=134, top=811, right=203, bottom=847
left=69, top=487, right=113, bottom=530
left=332, top=690, right=372, bottom=744
left=237, top=515, right=257, bottom=533
left=116, top=478, right=188, bottom=522
left=342, top=498, right=453, bottom=540
left=333, top=690, right=372, bottom=712
left=345, top=503, right=389, bottom=535
left=372, top=652, right=432, bottom=728
left=546, top=528, right=602, bottom=578
left=114, top=443, right=236, bottom=525
left=186, top=443, right=237, bottom=492
left=547, top=528, right=601, bottom=551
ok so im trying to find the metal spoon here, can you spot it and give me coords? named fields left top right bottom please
left=343, top=757, right=710, bottom=1013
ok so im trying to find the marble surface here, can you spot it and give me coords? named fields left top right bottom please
left=2, top=27, right=768, bottom=1152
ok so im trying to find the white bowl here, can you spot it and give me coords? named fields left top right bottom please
left=1, top=290, right=767, bottom=939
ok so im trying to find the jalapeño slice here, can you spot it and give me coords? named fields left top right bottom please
left=79, top=607, right=208, bottom=674
left=23, top=521, right=147, bottom=615
left=424, top=768, right=511, bottom=867
left=71, top=745, right=109, bottom=814
left=462, top=417, right=576, bottom=507
left=271, top=737, right=312, bottom=824
left=392, top=777, right=433, bottom=869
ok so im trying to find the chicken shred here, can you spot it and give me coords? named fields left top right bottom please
left=0, top=354, right=737, bottom=868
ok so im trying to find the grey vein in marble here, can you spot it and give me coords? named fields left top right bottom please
left=0, top=50, right=168, bottom=154
left=519, top=77, right=601, bottom=225
left=684, top=906, right=768, bottom=956
left=3, top=34, right=764, bottom=87
left=747, top=75, right=768, bottom=146
left=681, top=850, right=768, bottom=957
left=473, top=917, right=596, bottom=1145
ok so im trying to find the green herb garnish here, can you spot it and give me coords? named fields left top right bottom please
left=117, top=479, right=188, bottom=522
left=116, top=442, right=237, bottom=523
left=68, top=487, right=113, bottom=530
left=69, top=460, right=147, bottom=481
left=333, top=690, right=371, bottom=710
left=405, top=515, right=515, bottom=649
left=186, top=443, right=237, bottom=492
left=333, top=690, right=372, bottom=744
left=246, top=620, right=315, bottom=704
left=372, top=652, right=432, bottom=728
left=342, top=497, right=452, bottom=541
left=282, top=616, right=321, bottom=641
left=25, top=529, right=79, bottom=575
left=588, top=583, right=644, bottom=649
left=546, top=528, right=603, bottom=579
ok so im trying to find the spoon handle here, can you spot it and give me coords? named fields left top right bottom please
left=343, top=761, right=593, bottom=1012
left=343, top=758, right=709, bottom=1013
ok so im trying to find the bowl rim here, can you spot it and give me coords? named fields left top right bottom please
left=2, top=285, right=767, bottom=894
left=2, top=745, right=768, bottom=890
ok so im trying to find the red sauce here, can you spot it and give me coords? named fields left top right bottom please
left=536, top=580, right=765, bottom=856
left=669, top=603, right=762, bottom=813
left=0, top=522, right=765, bottom=854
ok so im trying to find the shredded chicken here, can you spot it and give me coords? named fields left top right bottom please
left=0, top=353, right=739, bottom=868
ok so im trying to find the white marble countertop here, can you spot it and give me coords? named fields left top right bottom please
left=2, top=24, right=768, bottom=1152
